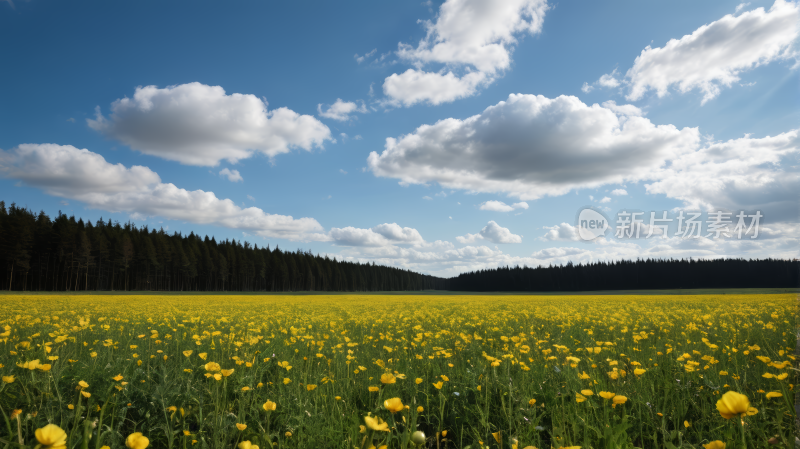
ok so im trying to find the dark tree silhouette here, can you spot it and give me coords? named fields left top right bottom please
left=1, top=201, right=797, bottom=292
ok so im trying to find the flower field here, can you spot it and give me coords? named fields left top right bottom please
left=0, top=293, right=796, bottom=449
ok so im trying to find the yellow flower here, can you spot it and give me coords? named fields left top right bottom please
left=746, top=407, right=758, bottom=416
left=612, top=395, right=628, bottom=405
left=765, top=392, right=782, bottom=399
left=364, top=416, right=389, bottom=432
left=579, top=371, right=590, bottom=380
left=381, top=373, right=396, bottom=384
left=684, top=420, right=690, bottom=428
left=263, top=400, right=276, bottom=411
left=10, top=409, right=21, bottom=419
left=575, top=393, right=587, bottom=403
left=716, top=391, right=750, bottom=419
left=719, top=371, right=728, bottom=376
left=182, top=350, right=193, bottom=357
left=415, top=378, right=423, bottom=384
left=81, top=391, right=91, bottom=398
left=2, top=375, right=14, bottom=384
left=762, top=373, right=774, bottom=378
left=580, top=389, right=594, bottom=396
left=283, top=378, right=291, bottom=385
left=776, top=373, right=788, bottom=380
left=528, top=398, right=537, bottom=407
left=306, top=384, right=317, bottom=391
left=35, top=424, right=67, bottom=449
left=221, top=369, right=234, bottom=377
left=126, top=432, right=149, bottom=449
left=284, top=432, right=292, bottom=438
left=204, top=362, right=221, bottom=372
left=67, top=404, right=74, bottom=410
left=78, top=380, right=89, bottom=389
left=492, top=431, right=502, bottom=444
left=599, top=391, right=615, bottom=399
left=440, top=375, right=449, bottom=381
left=113, top=374, right=124, bottom=381
left=432, top=381, right=443, bottom=389
left=634, top=368, right=646, bottom=376
left=198, top=353, right=207, bottom=360
left=241, top=386, right=251, bottom=391
left=213, top=373, right=222, bottom=381
left=384, top=397, right=404, bottom=413
left=703, top=441, right=725, bottom=449
left=236, top=423, right=247, bottom=431
left=368, top=386, right=380, bottom=392
left=238, top=441, right=259, bottom=449
left=38, top=364, right=52, bottom=371
left=417, top=406, right=424, bottom=413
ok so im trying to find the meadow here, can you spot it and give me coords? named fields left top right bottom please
left=0, top=293, right=796, bottom=449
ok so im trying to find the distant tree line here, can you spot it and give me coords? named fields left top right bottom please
left=2, top=201, right=797, bottom=292
left=0, top=202, right=447, bottom=292
left=449, top=259, right=799, bottom=291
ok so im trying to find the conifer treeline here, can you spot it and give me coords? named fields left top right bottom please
left=449, top=259, right=799, bottom=291
left=2, top=202, right=798, bottom=292
left=0, top=202, right=448, bottom=292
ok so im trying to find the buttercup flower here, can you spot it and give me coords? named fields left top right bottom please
left=384, top=397, right=404, bottom=413
left=716, top=391, right=750, bottom=419
left=125, top=432, right=149, bottom=449
left=381, top=373, right=396, bottom=384
left=364, top=416, right=389, bottom=432
left=35, top=424, right=67, bottom=449
left=703, top=441, right=725, bottom=449
left=263, top=400, right=276, bottom=411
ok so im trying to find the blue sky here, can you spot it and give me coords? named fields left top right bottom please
left=1, top=0, right=798, bottom=276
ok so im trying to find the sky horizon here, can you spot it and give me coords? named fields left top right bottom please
left=1, top=0, right=798, bottom=277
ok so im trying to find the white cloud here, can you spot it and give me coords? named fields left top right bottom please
left=317, top=98, right=368, bottom=121
left=539, top=223, right=582, bottom=241
left=339, top=169, right=348, bottom=175
left=219, top=168, right=243, bottom=182
left=597, top=69, right=621, bottom=88
left=329, top=222, right=800, bottom=276
left=383, top=70, right=488, bottom=107
left=479, top=200, right=529, bottom=212
left=611, top=189, right=628, bottom=196
left=88, top=83, right=331, bottom=166
left=456, top=220, right=522, bottom=244
left=581, top=82, right=593, bottom=93
left=247, top=195, right=256, bottom=201
left=736, top=2, right=751, bottom=13
left=354, top=48, right=377, bottom=64
left=369, top=93, right=698, bottom=200
left=383, top=0, right=549, bottom=106
left=330, top=223, right=425, bottom=247
left=625, top=0, right=799, bottom=104
left=599, top=196, right=611, bottom=203
left=601, top=100, right=644, bottom=117
left=531, top=246, right=586, bottom=259
left=423, top=196, right=433, bottom=200
left=354, top=135, right=363, bottom=140
left=645, top=129, right=800, bottom=221
left=0, top=144, right=328, bottom=241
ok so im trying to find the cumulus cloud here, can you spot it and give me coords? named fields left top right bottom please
left=88, top=82, right=331, bottom=166
left=0, top=144, right=328, bottom=241
left=456, top=221, right=522, bottom=244
left=479, top=200, right=529, bottom=212
left=624, top=0, right=799, bottom=103
left=601, top=100, right=644, bottom=117
left=219, top=168, right=243, bottom=182
left=383, top=0, right=549, bottom=106
left=369, top=93, right=698, bottom=200
left=645, top=129, right=800, bottom=221
left=611, top=189, right=628, bottom=196
left=539, top=223, right=582, bottom=241
left=329, top=223, right=425, bottom=247
left=317, top=98, right=368, bottom=121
